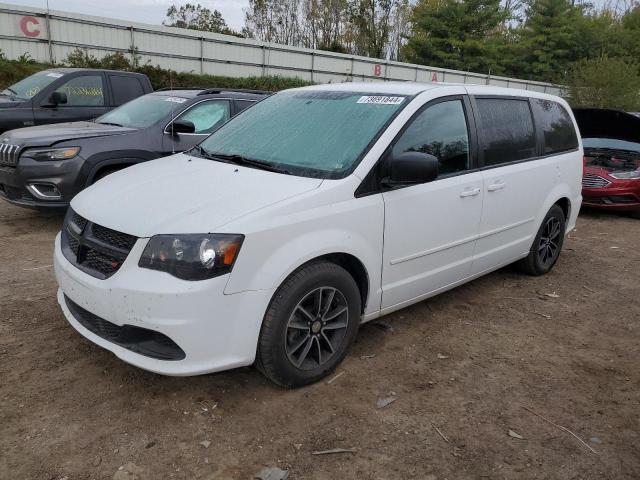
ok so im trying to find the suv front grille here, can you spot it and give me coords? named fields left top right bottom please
left=582, top=173, right=611, bottom=189
left=0, top=143, right=20, bottom=168
left=61, top=209, right=138, bottom=279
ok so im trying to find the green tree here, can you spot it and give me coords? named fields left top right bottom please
left=164, top=3, right=240, bottom=36
left=620, top=5, right=640, bottom=61
left=568, top=56, right=640, bottom=110
left=505, top=0, right=585, bottom=82
left=348, top=0, right=397, bottom=58
left=403, top=0, right=509, bottom=74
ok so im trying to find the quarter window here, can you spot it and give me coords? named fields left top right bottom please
left=110, top=75, right=145, bottom=106
left=533, top=99, right=578, bottom=154
left=476, top=98, right=536, bottom=166
left=392, top=100, right=471, bottom=176
left=176, top=100, right=230, bottom=134
left=55, top=75, right=105, bottom=107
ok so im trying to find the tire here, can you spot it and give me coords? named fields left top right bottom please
left=256, top=262, right=361, bottom=388
left=517, top=204, right=566, bottom=276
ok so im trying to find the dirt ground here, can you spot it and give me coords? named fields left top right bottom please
left=0, top=200, right=638, bottom=480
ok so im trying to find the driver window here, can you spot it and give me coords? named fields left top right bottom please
left=176, top=100, right=230, bottom=134
left=55, top=75, right=105, bottom=106
left=392, top=100, right=470, bottom=176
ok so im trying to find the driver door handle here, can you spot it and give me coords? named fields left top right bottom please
left=459, top=187, right=481, bottom=198
left=487, top=181, right=506, bottom=192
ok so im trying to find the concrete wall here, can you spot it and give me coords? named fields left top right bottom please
left=0, top=2, right=563, bottom=96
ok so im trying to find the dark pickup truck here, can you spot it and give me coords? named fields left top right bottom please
left=0, top=68, right=152, bottom=133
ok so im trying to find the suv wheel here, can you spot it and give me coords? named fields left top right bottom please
left=256, top=262, right=361, bottom=388
left=517, top=204, right=566, bottom=276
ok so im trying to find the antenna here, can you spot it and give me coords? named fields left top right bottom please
left=169, top=69, right=175, bottom=155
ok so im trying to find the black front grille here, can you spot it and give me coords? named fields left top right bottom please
left=64, top=295, right=185, bottom=361
left=92, top=223, right=137, bottom=250
left=61, top=209, right=138, bottom=279
left=0, top=143, right=20, bottom=167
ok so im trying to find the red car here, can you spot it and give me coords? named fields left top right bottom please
left=573, top=108, right=640, bottom=216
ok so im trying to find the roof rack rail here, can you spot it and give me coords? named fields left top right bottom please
left=155, top=86, right=207, bottom=92
left=197, top=88, right=271, bottom=96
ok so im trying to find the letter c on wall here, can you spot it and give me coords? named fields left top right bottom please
left=20, top=16, right=41, bottom=38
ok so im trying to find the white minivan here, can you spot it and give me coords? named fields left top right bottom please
left=53, top=82, right=582, bottom=387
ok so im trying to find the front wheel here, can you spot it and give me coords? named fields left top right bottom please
left=517, top=204, right=566, bottom=276
left=256, top=262, right=361, bottom=388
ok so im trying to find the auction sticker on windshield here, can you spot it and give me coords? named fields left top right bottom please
left=357, top=96, right=404, bottom=105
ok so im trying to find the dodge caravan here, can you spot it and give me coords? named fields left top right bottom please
left=53, top=83, right=583, bottom=387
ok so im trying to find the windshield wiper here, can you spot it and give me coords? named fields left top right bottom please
left=96, top=121, right=124, bottom=127
left=1, top=87, right=18, bottom=98
left=199, top=149, right=291, bottom=175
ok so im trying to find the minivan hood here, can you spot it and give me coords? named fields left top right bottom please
left=4, top=121, right=137, bottom=147
left=71, top=153, right=323, bottom=237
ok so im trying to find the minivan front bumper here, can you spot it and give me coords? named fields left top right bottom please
left=53, top=233, right=274, bottom=376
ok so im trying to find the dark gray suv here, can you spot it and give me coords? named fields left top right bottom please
left=0, top=88, right=267, bottom=208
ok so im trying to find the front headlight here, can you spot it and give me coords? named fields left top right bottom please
left=610, top=170, right=640, bottom=180
left=139, top=234, right=244, bottom=281
left=25, top=146, right=80, bottom=161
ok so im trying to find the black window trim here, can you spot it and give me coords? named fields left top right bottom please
left=355, top=94, right=479, bottom=198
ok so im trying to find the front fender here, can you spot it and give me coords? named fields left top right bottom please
left=224, top=194, right=384, bottom=316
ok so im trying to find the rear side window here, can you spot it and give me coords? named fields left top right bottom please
left=110, top=75, right=145, bottom=106
left=235, top=100, right=257, bottom=113
left=476, top=98, right=536, bottom=166
left=533, top=99, right=578, bottom=154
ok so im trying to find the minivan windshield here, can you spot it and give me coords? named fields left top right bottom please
left=1, top=70, right=65, bottom=100
left=96, top=94, right=187, bottom=129
left=196, top=90, right=408, bottom=178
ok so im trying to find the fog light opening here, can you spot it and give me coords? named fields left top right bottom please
left=27, top=183, right=62, bottom=200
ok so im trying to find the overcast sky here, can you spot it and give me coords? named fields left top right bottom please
left=8, top=0, right=249, bottom=29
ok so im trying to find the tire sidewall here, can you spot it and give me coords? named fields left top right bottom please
left=259, top=263, right=361, bottom=387
left=531, top=205, right=566, bottom=274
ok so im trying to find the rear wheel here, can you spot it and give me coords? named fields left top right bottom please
left=256, top=262, right=361, bottom=388
left=517, top=204, right=566, bottom=276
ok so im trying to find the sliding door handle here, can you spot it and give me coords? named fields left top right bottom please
left=460, top=187, right=481, bottom=198
left=487, top=181, right=506, bottom=192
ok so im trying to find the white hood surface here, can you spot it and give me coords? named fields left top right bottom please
left=71, top=153, right=323, bottom=237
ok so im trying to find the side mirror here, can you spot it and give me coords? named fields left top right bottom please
left=169, top=120, right=196, bottom=135
left=384, top=151, right=439, bottom=186
left=45, top=91, right=67, bottom=107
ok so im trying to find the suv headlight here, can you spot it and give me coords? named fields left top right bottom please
left=139, top=234, right=244, bottom=281
left=610, top=170, right=640, bottom=180
left=25, top=147, right=80, bottom=161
